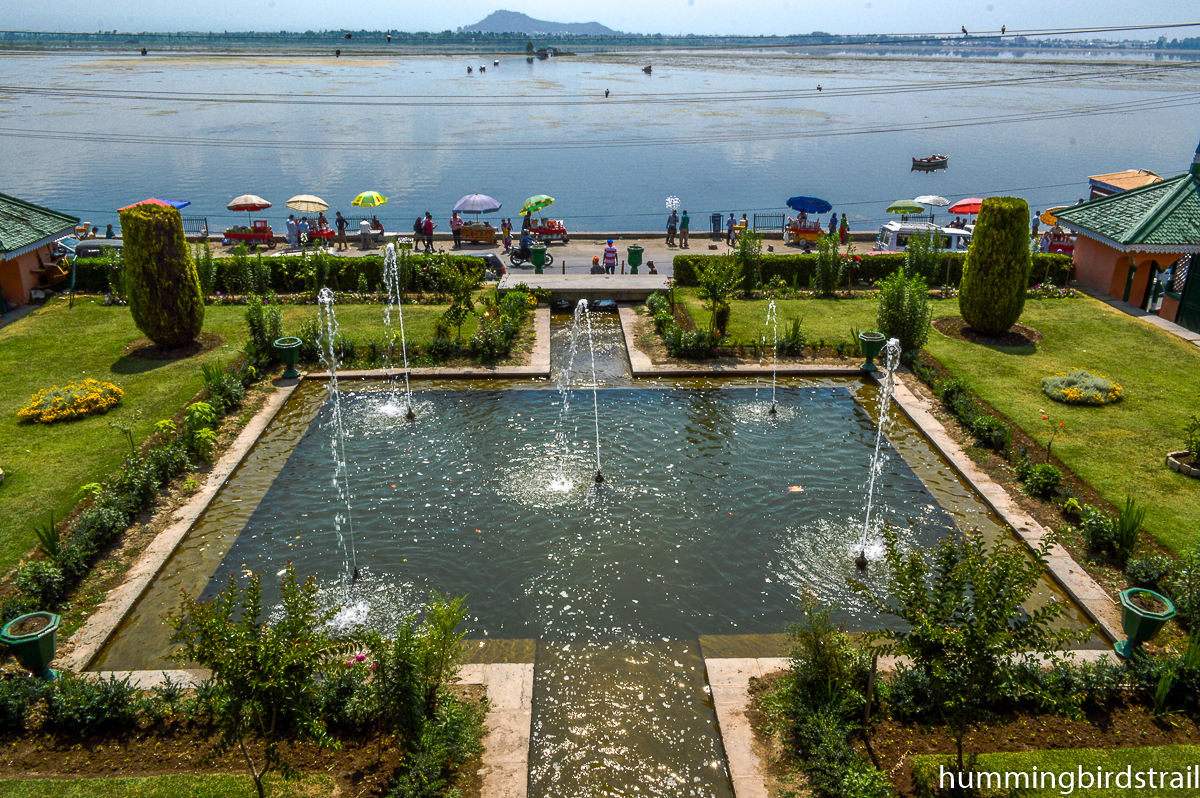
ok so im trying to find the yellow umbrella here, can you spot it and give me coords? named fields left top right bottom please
left=1040, top=206, right=1067, bottom=226
left=352, top=191, right=388, bottom=208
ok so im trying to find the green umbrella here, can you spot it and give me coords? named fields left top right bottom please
left=520, top=194, right=554, bottom=215
left=886, top=199, right=926, bottom=215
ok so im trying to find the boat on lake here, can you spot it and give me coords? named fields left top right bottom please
left=912, top=154, right=949, bottom=171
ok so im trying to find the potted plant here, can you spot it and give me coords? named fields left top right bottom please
left=1114, top=588, right=1176, bottom=659
left=0, top=611, right=61, bottom=679
left=858, top=330, right=887, bottom=371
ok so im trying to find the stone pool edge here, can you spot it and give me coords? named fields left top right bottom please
left=84, top=665, right=532, bottom=798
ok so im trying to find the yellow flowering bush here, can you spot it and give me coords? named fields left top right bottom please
left=18, top=379, right=124, bottom=423
left=1041, top=368, right=1122, bottom=406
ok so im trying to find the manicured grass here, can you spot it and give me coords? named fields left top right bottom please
left=924, top=296, right=1200, bottom=555
left=0, top=296, right=462, bottom=578
left=0, top=773, right=334, bottom=797
left=912, top=745, right=1200, bottom=797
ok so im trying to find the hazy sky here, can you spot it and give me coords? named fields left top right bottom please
left=8, top=1, right=1198, bottom=38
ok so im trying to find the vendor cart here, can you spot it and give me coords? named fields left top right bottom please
left=784, top=220, right=823, bottom=245
left=529, top=218, right=569, bottom=244
left=461, top=222, right=498, bottom=245
left=224, top=219, right=277, bottom=248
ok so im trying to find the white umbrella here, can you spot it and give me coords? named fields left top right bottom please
left=227, top=194, right=271, bottom=224
left=914, top=195, right=950, bottom=207
left=286, top=194, right=329, bottom=214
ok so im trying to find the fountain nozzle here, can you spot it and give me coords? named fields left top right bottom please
left=405, top=406, right=416, bottom=421
left=855, top=551, right=868, bottom=571
left=595, top=471, right=604, bottom=484
left=352, top=566, right=361, bottom=581
left=768, top=403, right=777, bottom=415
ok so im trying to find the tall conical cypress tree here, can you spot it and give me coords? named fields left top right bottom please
left=958, top=197, right=1031, bottom=335
left=118, top=204, right=205, bottom=347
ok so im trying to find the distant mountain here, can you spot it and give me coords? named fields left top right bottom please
left=459, top=10, right=619, bottom=36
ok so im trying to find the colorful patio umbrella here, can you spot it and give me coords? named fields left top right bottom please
left=520, top=194, right=554, bottom=216
left=286, top=194, right=330, bottom=214
left=118, top=198, right=191, bottom=211
left=453, top=194, right=502, bottom=214
left=914, top=195, right=950, bottom=207
left=886, top=199, right=926, bottom=215
left=351, top=191, right=388, bottom=208
left=227, top=194, right=271, bottom=223
left=1040, top=206, right=1068, bottom=226
left=948, top=197, right=984, bottom=215
left=786, top=196, right=832, bottom=214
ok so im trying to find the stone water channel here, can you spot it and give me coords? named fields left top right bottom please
left=92, top=304, right=1098, bottom=797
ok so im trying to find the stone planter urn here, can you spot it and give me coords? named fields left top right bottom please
left=273, top=336, right=303, bottom=379
left=0, top=612, right=61, bottom=679
left=858, top=330, right=887, bottom=372
left=1166, top=451, right=1200, bottom=478
left=1115, top=588, right=1176, bottom=659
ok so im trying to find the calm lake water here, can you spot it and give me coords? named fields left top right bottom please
left=3, top=48, right=1200, bottom=233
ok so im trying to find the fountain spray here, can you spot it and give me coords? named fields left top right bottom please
left=765, top=299, right=778, bottom=415
left=856, top=337, right=902, bottom=570
left=382, top=243, right=415, bottom=420
left=578, top=300, right=604, bottom=484
left=317, top=288, right=359, bottom=580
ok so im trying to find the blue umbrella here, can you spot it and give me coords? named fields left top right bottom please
left=453, top=193, right=502, bottom=215
left=786, top=196, right=832, bottom=214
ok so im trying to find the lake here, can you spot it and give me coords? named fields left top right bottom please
left=3, top=48, right=1199, bottom=233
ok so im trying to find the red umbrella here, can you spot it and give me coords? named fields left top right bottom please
left=948, top=197, right=984, bottom=215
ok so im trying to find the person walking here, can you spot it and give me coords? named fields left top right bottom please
left=602, top=239, right=618, bottom=274
left=666, top=209, right=678, bottom=246
left=839, top=213, right=849, bottom=245
left=828, top=213, right=837, bottom=237
left=726, top=213, right=736, bottom=245
left=680, top=209, right=690, bottom=248
left=413, top=216, right=424, bottom=247
left=335, top=211, right=349, bottom=251
left=359, top=217, right=372, bottom=250
left=423, top=212, right=436, bottom=252
left=286, top=214, right=298, bottom=248
left=449, top=211, right=463, bottom=248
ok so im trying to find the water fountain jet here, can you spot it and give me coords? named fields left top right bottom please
left=317, top=287, right=359, bottom=580
left=764, top=300, right=779, bottom=416
left=382, top=243, right=415, bottom=420
left=856, top=337, right=903, bottom=569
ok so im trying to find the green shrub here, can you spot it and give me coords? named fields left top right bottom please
left=665, top=327, right=717, bottom=358
left=1078, top=504, right=1118, bottom=555
left=14, top=560, right=66, bottom=607
left=45, top=672, right=140, bottom=734
left=958, top=196, right=1032, bottom=335
left=193, top=241, right=217, bottom=297
left=875, top=269, right=932, bottom=359
left=118, top=203, right=205, bottom=347
left=0, top=676, right=46, bottom=731
left=1042, top=368, right=1123, bottom=405
left=1126, top=554, right=1174, bottom=588
left=1168, top=550, right=1200, bottom=629
left=1114, top=495, right=1146, bottom=566
left=244, top=297, right=283, bottom=363
left=775, top=318, right=807, bottom=356
left=1183, top=413, right=1200, bottom=460
left=967, top=414, right=1011, bottom=452
left=1022, top=462, right=1063, bottom=499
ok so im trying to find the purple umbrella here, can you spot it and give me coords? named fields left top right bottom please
left=453, top=194, right=502, bottom=215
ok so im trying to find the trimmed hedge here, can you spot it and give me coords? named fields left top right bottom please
left=671, top=251, right=1071, bottom=290
left=959, top=196, right=1033, bottom=334
left=118, top=205, right=205, bottom=346
left=75, top=251, right=494, bottom=296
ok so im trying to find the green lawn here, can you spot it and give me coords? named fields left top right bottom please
left=0, top=773, right=334, bottom=797
left=0, top=296, right=460, bottom=577
left=675, top=289, right=1200, bottom=554
left=913, top=745, right=1200, bottom=797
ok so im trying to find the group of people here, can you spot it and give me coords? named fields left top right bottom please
left=947, top=216, right=970, bottom=229
left=286, top=212, right=332, bottom=248
left=412, top=212, right=437, bottom=252
left=665, top=209, right=691, bottom=248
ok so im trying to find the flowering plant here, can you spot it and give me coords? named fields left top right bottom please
left=18, top=378, right=123, bottom=423
left=1039, top=408, right=1066, bottom=462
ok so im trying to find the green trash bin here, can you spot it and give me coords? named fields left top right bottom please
left=627, top=245, right=644, bottom=273
left=531, top=244, right=547, bottom=274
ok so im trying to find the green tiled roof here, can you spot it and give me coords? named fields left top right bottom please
left=1055, top=172, right=1200, bottom=250
left=0, top=192, right=79, bottom=257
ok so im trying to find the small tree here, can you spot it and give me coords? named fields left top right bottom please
left=958, top=196, right=1032, bottom=334
left=695, top=254, right=741, bottom=337
left=168, top=565, right=356, bottom=798
left=813, top=234, right=843, bottom=297
left=525, top=40, right=534, bottom=55
left=735, top=227, right=763, bottom=295
left=436, top=254, right=484, bottom=341
left=119, top=204, right=204, bottom=347
left=875, top=268, right=933, bottom=361
left=850, top=528, right=1084, bottom=775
